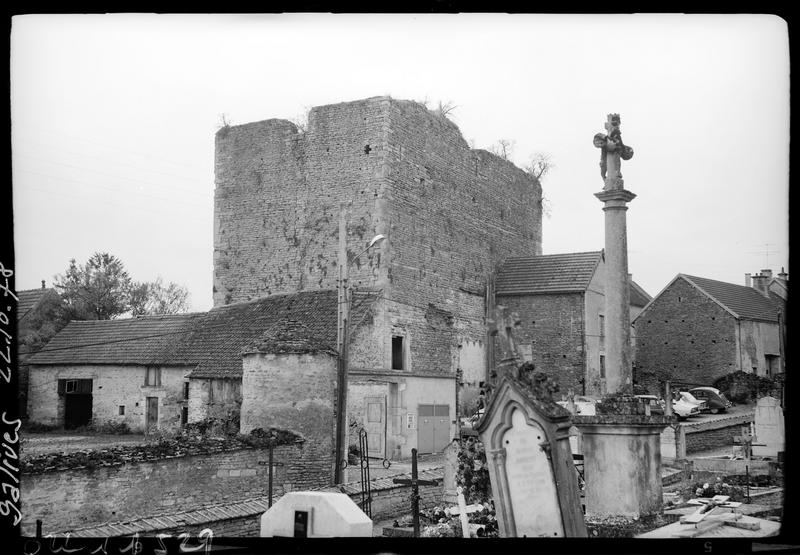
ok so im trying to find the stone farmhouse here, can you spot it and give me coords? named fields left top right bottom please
left=492, top=251, right=651, bottom=398
left=633, top=273, right=785, bottom=392
left=26, top=290, right=369, bottom=433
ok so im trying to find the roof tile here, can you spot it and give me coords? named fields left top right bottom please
left=682, top=275, right=780, bottom=322
left=496, top=252, right=602, bottom=295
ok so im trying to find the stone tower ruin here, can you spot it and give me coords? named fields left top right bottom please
left=213, top=96, right=542, bottom=377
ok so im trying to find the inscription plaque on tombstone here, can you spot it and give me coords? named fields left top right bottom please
left=752, top=396, right=784, bottom=458
left=502, top=409, right=563, bottom=536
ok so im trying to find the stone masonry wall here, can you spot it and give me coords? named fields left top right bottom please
left=27, top=364, right=189, bottom=432
left=214, top=97, right=542, bottom=378
left=21, top=443, right=321, bottom=537
left=213, top=99, right=391, bottom=307
left=383, top=99, right=541, bottom=375
left=239, top=352, right=336, bottom=485
left=496, top=293, right=586, bottom=394
left=634, top=277, right=737, bottom=392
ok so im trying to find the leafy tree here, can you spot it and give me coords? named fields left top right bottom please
left=53, top=252, right=191, bottom=320
left=129, top=277, right=190, bottom=316
left=54, top=253, right=133, bottom=320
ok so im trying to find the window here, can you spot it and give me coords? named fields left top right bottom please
left=119, top=405, right=125, bottom=415
left=65, top=380, right=77, bottom=393
left=181, top=407, right=188, bottom=428
left=392, top=336, right=405, bottom=370
left=145, top=366, right=161, bottom=387
left=600, top=355, right=606, bottom=379
left=183, top=382, right=190, bottom=400
left=599, top=315, right=605, bottom=338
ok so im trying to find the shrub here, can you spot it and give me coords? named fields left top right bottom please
left=456, top=437, right=491, bottom=504
left=713, top=371, right=782, bottom=404
left=22, top=421, right=60, bottom=433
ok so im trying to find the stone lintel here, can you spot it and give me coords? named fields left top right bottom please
left=594, top=189, right=636, bottom=204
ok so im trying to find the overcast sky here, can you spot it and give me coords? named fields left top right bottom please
left=10, top=13, right=789, bottom=312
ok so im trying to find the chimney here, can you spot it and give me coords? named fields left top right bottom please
left=761, top=269, right=773, bottom=279
left=778, top=267, right=788, bottom=281
left=745, top=273, right=751, bottom=287
left=41, top=280, right=45, bottom=289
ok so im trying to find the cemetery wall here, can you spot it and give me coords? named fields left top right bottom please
left=496, top=292, right=586, bottom=393
left=634, top=277, right=736, bottom=391
left=22, top=443, right=323, bottom=537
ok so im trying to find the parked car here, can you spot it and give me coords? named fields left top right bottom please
left=678, top=391, right=709, bottom=413
left=634, top=394, right=666, bottom=415
left=672, top=397, right=702, bottom=420
left=556, top=396, right=597, bottom=416
left=689, top=386, right=732, bottom=414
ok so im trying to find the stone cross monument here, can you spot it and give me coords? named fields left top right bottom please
left=593, top=113, right=635, bottom=394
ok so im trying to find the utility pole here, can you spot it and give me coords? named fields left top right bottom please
left=335, top=206, right=350, bottom=485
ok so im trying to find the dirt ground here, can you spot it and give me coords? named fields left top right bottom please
left=21, top=431, right=149, bottom=457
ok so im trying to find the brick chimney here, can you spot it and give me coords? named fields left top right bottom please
left=778, top=267, right=788, bottom=281
left=41, top=280, right=45, bottom=289
left=750, top=271, right=770, bottom=297
left=761, top=269, right=773, bottom=279
left=745, top=273, right=752, bottom=287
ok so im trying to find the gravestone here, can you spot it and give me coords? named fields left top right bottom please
left=442, top=438, right=460, bottom=504
left=260, top=491, right=372, bottom=537
left=752, top=396, right=784, bottom=458
left=475, top=363, right=587, bottom=537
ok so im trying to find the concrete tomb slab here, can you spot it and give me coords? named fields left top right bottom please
left=260, top=491, right=372, bottom=538
left=752, top=396, right=784, bottom=458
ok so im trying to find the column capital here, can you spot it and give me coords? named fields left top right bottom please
left=594, top=189, right=636, bottom=204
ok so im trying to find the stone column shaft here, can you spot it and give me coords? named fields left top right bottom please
left=595, top=189, right=636, bottom=394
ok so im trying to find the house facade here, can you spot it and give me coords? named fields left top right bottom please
left=633, top=274, right=784, bottom=392
left=492, top=251, right=651, bottom=398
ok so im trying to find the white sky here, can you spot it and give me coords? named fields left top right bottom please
left=10, top=13, right=790, bottom=312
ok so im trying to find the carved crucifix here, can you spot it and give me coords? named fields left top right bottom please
left=593, top=113, right=634, bottom=190
left=487, top=304, right=523, bottom=386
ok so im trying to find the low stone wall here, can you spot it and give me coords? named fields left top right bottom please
left=22, top=438, right=330, bottom=537
left=660, top=411, right=754, bottom=460
left=59, top=468, right=445, bottom=538
left=685, top=412, right=754, bottom=454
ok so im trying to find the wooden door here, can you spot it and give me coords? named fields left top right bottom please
left=418, top=404, right=451, bottom=454
left=64, top=394, right=92, bottom=429
left=364, top=396, right=386, bottom=458
left=433, top=404, right=451, bottom=452
left=146, top=397, right=159, bottom=431
left=418, top=404, right=435, bottom=454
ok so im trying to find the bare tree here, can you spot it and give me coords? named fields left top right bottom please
left=436, top=100, right=458, bottom=119
left=489, top=139, right=516, bottom=161
left=525, top=152, right=555, bottom=181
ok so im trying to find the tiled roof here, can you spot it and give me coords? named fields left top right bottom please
left=27, top=313, right=204, bottom=367
left=495, top=252, right=603, bottom=295
left=28, top=289, right=360, bottom=378
left=16, top=288, right=55, bottom=319
left=682, top=275, right=780, bottom=322
left=187, top=290, right=341, bottom=378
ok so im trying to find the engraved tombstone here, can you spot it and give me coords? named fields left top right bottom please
left=442, top=438, right=460, bottom=504
left=752, top=396, right=785, bottom=458
left=475, top=365, right=587, bottom=537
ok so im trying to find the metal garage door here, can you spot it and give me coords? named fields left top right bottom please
left=417, top=404, right=451, bottom=454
